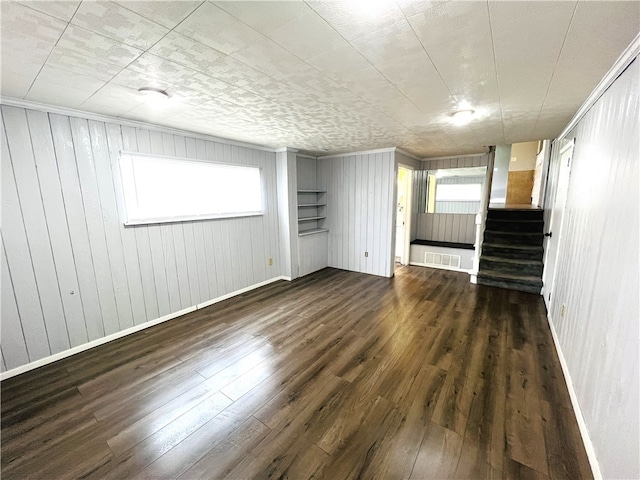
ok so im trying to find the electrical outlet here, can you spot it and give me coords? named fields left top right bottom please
left=561, top=304, right=566, bottom=317
left=268, top=257, right=273, bottom=266
left=364, top=252, right=369, bottom=257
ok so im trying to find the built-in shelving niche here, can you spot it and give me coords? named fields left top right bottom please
left=297, top=189, right=328, bottom=236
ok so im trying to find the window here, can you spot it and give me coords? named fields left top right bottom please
left=423, top=166, right=487, bottom=214
left=119, top=152, right=262, bottom=225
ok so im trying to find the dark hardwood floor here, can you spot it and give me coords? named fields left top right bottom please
left=1, top=266, right=592, bottom=479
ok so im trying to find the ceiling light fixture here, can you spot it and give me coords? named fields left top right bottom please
left=451, top=109, right=475, bottom=125
left=138, top=86, right=170, bottom=100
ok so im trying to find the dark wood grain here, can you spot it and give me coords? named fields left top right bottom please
left=1, top=266, right=591, bottom=479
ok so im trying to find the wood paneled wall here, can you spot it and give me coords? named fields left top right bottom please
left=319, top=151, right=396, bottom=278
left=544, top=59, right=639, bottom=479
left=1, top=105, right=281, bottom=372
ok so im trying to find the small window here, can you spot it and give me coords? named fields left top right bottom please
left=119, top=152, right=262, bottom=225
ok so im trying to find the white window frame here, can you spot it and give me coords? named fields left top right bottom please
left=118, top=151, right=263, bottom=226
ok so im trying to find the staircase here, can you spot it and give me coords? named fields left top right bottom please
left=477, top=208, right=544, bottom=294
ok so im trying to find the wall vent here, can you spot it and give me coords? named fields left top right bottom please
left=424, top=252, right=461, bottom=269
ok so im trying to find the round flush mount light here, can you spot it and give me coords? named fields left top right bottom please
left=451, top=109, right=475, bottom=125
left=138, top=86, right=170, bottom=100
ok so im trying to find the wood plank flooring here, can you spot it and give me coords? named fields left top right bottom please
left=1, top=266, right=592, bottom=479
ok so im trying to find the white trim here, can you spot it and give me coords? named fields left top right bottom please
left=421, top=152, right=488, bottom=161
left=546, top=314, right=602, bottom=479
left=395, top=148, right=422, bottom=162
left=275, top=147, right=299, bottom=153
left=557, top=33, right=639, bottom=141
left=317, top=146, right=397, bottom=159
left=124, top=211, right=263, bottom=226
left=295, top=152, right=316, bottom=159
left=0, top=97, right=278, bottom=153
left=0, top=276, right=289, bottom=381
left=409, top=261, right=471, bottom=274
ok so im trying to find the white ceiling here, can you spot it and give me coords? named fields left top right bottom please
left=1, top=1, right=638, bottom=157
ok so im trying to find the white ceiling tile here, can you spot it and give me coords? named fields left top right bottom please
left=57, top=25, right=143, bottom=67
left=268, top=10, right=346, bottom=60
left=231, top=37, right=306, bottom=78
left=175, top=2, right=263, bottom=55
left=112, top=1, right=202, bottom=29
left=214, top=1, right=311, bottom=35
left=45, top=45, right=123, bottom=81
left=71, top=1, right=169, bottom=50
left=308, top=1, right=405, bottom=41
left=1, top=0, right=637, bottom=157
left=80, top=83, right=147, bottom=115
left=148, top=31, right=226, bottom=74
left=0, top=2, right=66, bottom=64
left=0, top=59, right=43, bottom=98
left=351, top=19, right=424, bottom=66
left=16, top=0, right=80, bottom=22
left=128, top=53, right=200, bottom=86
left=306, top=44, right=372, bottom=76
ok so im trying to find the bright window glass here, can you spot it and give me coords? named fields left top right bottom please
left=119, top=152, right=262, bottom=225
left=435, top=184, right=482, bottom=202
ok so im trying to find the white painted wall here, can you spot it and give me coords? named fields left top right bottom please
left=490, top=145, right=510, bottom=203
left=545, top=59, right=639, bottom=479
left=508, top=141, right=538, bottom=171
left=1, top=105, right=281, bottom=372
left=319, top=150, right=396, bottom=278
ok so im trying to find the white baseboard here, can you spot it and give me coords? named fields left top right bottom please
left=0, top=275, right=289, bottom=381
left=409, top=261, right=471, bottom=274
left=546, top=313, right=602, bottom=479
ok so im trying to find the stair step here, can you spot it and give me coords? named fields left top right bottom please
left=485, top=218, right=544, bottom=233
left=482, top=244, right=544, bottom=261
left=477, top=270, right=542, bottom=294
left=483, top=230, right=543, bottom=246
left=487, top=208, right=543, bottom=221
left=479, top=256, right=543, bottom=276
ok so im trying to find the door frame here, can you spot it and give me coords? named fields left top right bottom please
left=542, top=138, right=574, bottom=309
left=396, top=164, right=413, bottom=266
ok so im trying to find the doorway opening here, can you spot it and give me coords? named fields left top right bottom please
left=395, top=166, right=412, bottom=267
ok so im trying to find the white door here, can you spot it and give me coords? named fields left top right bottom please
left=395, top=166, right=412, bottom=265
left=542, top=140, right=574, bottom=309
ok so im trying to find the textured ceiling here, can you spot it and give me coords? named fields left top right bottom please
left=1, top=1, right=638, bottom=157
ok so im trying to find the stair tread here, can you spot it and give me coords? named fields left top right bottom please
left=484, top=230, right=542, bottom=236
left=483, top=242, right=543, bottom=250
left=481, top=256, right=542, bottom=266
left=487, top=218, right=543, bottom=223
left=478, top=269, right=543, bottom=283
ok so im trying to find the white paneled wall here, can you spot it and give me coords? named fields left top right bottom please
left=415, top=154, right=489, bottom=244
left=320, top=150, right=396, bottom=278
left=418, top=214, right=477, bottom=244
left=0, top=105, right=280, bottom=372
left=544, top=59, right=639, bottom=479
left=298, top=232, right=329, bottom=277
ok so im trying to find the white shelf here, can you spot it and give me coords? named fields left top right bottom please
left=297, top=189, right=326, bottom=193
left=298, top=228, right=329, bottom=237
left=298, top=216, right=326, bottom=222
left=298, top=203, right=326, bottom=208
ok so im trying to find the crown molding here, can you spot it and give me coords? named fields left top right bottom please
left=0, top=97, right=279, bottom=153
left=421, top=152, right=489, bottom=162
left=317, top=146, right=397, bottom=160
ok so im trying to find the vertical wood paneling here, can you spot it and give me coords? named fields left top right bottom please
left=1, top=238, right=30, bottom=369
left=4, top=107, right=70, bottom=353
left=105, top=123, right=148, bottom=325
left=50, top=114, right=105, bottom=340
left=27, top=110, right=88, bottom=347
left=1, top=106, right=281, bottom=372
left=324, top=151, right=395, bottom=277
left=545, top=59, right=639, bottom=480
left=88, top=120, right=134, bottom=330
left=71, top=116, right=120, bottom=335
